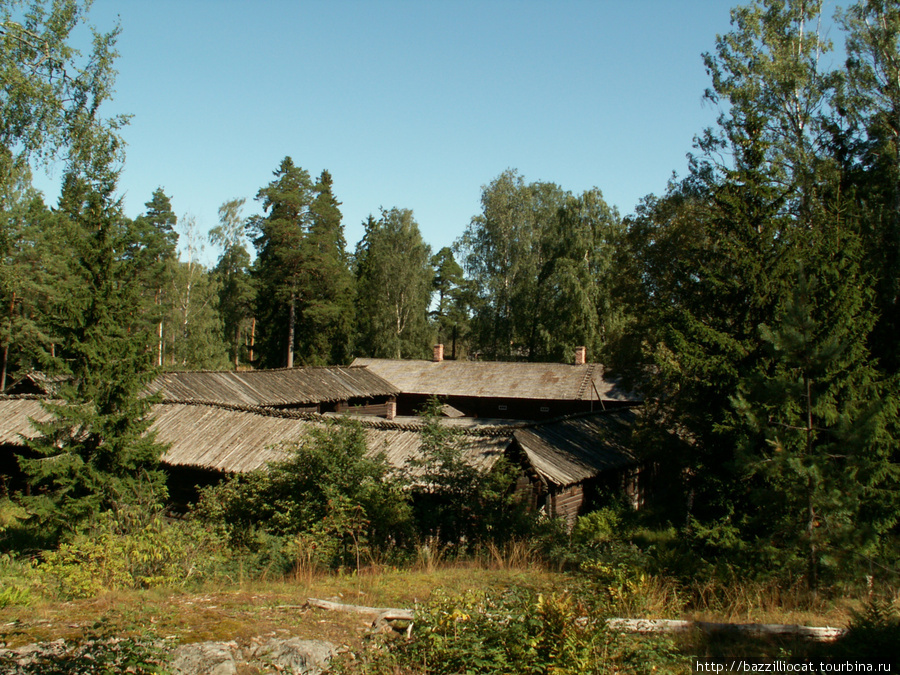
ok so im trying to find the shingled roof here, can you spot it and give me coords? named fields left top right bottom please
left=513, top=410, right=637, bottom=486
left=0, top=396, right=635, bottom=488
left=145, top=367, right=399, bottom=407
left=351, top=358, right=636, bottom=402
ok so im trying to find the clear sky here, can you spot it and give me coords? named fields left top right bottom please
left=27, top=1, right=841, bottom=265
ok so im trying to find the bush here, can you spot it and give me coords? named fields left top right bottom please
left=37, top=508, right=226, bottom=599
left=828, top=595, right=900, bottom=663
left=195, top=419, right=413, bottom=569
left=340, top=586, right=689, bottom=674
left=410, top=399, right=536, bottom=549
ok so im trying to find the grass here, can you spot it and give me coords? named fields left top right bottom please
left=0, top=565, right=561, bottom=650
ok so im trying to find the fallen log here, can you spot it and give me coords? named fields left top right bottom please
left=606, top=618, right=845, bottom=642
left=305, top=597, right=414, bottom=622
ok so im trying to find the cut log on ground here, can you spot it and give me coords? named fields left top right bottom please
left=305, top=597, right=414, bottom=621
left=306, top=597, right=415, bottom=634
left=606, top=618, right=845, bottom=642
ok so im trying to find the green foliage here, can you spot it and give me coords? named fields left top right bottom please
left=457, top=169, right=623, bottom=361
left=196, top=419, right=412, bottom=569
left=355, top=208, right=433, bottom=359
left=829, top=595, right=900, bottom=663
left=18, top=173, right=170, bottom=538
left=411, top=399, right=534, bottom=548
left=344, top=586, right=688, bottom=674
left=430, top=246, right=470, bottom=359
left=251, top=159, right=355, bottom=367
left=0, top=552, right=33, bottom=608
left=730, top=256, right=898, bottom=588
left=128, top=188, right=178, bottom=365
left=36, top=507, right=226, bottom=599
left=210, top=197, right=255, bottom=369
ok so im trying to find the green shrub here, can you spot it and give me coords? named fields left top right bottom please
left=342, top=586, right=690, bottom=674
left=37, top=509, right=226, bottom=599
left=829, top=595, right=900, bottom=663
left=0, top=553, right=35, bottom=608
left=195, top=419, right=413, bottom=569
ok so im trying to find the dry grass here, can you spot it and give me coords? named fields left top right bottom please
left=0, top=563, right=875, bottom=653
left=0, top=566, right=560, bottom=650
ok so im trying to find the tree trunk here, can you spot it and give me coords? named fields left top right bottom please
left=234, top=325, right=240, bottom=371
left=287, top=293, right=296, bottom=369
left=249, top=317, right=256, bottom=365
left=0, top=341, right=8, bottom=392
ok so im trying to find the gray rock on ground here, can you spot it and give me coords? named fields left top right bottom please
left=170, top=637, right=337, bottom=675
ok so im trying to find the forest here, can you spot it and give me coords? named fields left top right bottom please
left=2, top=0, right=900, bottom=671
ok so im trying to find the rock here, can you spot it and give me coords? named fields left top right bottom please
left=250, top=638, right=335, bottom=674
left=171, top=640, right=239, bottom=675
left=1, top=636, right=336, bottom=675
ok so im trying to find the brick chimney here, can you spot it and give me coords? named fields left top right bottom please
left=575, top=346, right=587, bottom=366
left=385, top=397, right=397, bottom=420
left=433, top=343, right=444, bottom=362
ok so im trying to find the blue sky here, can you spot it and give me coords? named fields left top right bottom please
left=29, top=1, right=841, bottom=265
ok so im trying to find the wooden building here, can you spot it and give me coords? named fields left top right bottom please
left=352, top=345, right=637, bottom=420
left=1, top=360, right=641, bottom=524
left=146, top=367, right=400, bottom=417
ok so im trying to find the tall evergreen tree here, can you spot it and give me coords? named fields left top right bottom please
left=838, top=0, right=900, bottom=373
left=251, top=157, right=314, bottom=368
left=299, top=170, right=355, bottom=365
left=732, top=246, right=897, bottom=589
left=251, top=159, right=353, bottom=367
left=129, top=188, right=178, bottom=366
left=355, top=208, right=433, bottom=359
left=616, top=0, right=900, bottom=585
left=21, top=151, right=168, bottom=537
left=430, top=247, right=469, bottom=359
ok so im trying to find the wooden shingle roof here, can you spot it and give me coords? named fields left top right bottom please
left=151, top=403, right=506, bottom=476
left=0, top=397, right=52, bottom=444
left=513, top=410, right=637, bottom=487
left=0, top=398, right=636, bottom=488
left=146, top=367, right=399, bottom=407
left=352, top=358, right=636, bottom=402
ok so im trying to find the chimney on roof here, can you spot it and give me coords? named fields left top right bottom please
left=385, top=397, right=397, bottom=420
left=433, top=343, right=444, bottom=362
left=575, top=346, right=587, bottom=366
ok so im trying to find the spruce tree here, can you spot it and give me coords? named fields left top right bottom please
left=129, top=188, right=178, bottom=366
left=298, top=170, right=355, bottom=365
left=731, top=236, right=897, bottom=589
left=20, top=160, right=168, bottom=537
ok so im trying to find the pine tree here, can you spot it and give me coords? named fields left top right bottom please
left=129, top=188, right=178, bottom=366
left=430, top=247, right=468, bottom=359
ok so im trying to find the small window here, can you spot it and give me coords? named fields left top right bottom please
left=498, top=405, right=508, bottom=411
left=540, top=406, right=550, bottom=413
